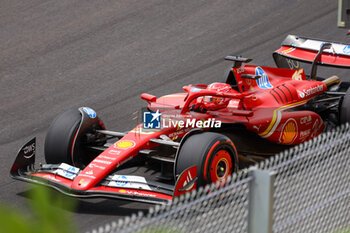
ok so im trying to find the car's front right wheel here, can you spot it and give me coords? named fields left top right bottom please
left=44, top=107, right=105, bottom=167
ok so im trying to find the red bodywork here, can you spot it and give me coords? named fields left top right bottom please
left=18, top=64, right=329, bottom=202
left=11, top=35, right=350, bottom=204
left=61, top=64, right=326, bottom=192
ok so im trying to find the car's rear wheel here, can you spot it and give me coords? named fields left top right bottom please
left=44, top=107, right=104, bottom=167
left=340, top=88, right=350, bottom=124
left=175, top=132, right=237, bottom=187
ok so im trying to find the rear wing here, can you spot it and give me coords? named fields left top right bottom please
left=273, top=35, right=350, bottom=69
left=224, top=56, right=252, bottom=68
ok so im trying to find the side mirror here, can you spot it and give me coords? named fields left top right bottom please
left=141, top=93, right=157, bottom=103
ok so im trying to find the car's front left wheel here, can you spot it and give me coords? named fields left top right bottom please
left=175, top=132, right=238, bottom=187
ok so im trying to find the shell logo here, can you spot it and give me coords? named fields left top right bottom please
left=115, top=140, right=136, bottom=149
left=280, top=119, right=298, bottom=144
left=119, top=190, right=126, bottom=194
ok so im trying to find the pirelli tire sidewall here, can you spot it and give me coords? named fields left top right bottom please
left=175, top=132, right=237, bottom=187
left=44, top=108, right=104, bottom=167
left=340, top=88, right=350, bottom=125
left=44, top=109, right=81, bottom=165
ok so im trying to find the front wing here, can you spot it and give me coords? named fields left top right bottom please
left=10, top=138, right=197, bottom=204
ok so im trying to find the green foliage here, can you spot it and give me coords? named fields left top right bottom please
left=333, top=227, right=350, bottom=233
left=0, top=185, right=76, bottom=233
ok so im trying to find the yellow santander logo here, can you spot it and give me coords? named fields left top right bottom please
left=280, top=119, right=298, bottom=144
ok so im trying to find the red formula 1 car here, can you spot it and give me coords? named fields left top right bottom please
left=10, top=35, right=350, bottom=204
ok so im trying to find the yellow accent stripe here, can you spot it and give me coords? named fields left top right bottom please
left=281, top=47, right=295, bottom=54
left=258, top=100, right=307, bottom=137
left=129, top=128, right=161, bottom=134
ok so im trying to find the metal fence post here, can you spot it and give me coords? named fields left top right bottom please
left=248, top=167, right=276, bottom=233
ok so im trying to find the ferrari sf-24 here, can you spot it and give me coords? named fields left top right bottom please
left=10, top=35, right=350, bottom=204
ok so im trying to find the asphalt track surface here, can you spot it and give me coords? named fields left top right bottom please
left=1, top=0, right=349, bottom=231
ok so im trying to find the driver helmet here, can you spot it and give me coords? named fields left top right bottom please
left=202, top=82, right=232, bottom=110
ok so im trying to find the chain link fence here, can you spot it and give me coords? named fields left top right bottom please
left=88, top=125, right=350, bottom=233
left=266, top=127, right=350, bottom=233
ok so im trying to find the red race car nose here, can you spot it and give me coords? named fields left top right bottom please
left=72, top=177, right=92, bottom=190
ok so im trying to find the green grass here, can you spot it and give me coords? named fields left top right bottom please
left=332, top=227, right=350, bottom=233
left=0, top=185, right=76, bottom=233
